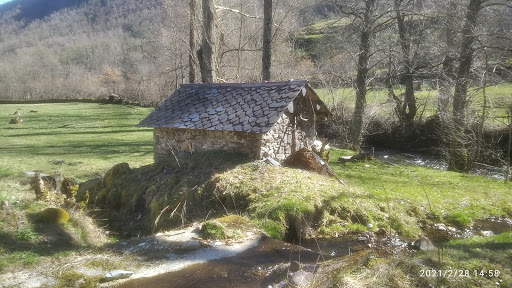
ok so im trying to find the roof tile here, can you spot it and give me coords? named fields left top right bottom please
left=138, top=80, right=309, bottom=133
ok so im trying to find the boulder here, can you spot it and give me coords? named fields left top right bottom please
left=413, top=236, right=436, bottom=250
left=283, top=148, right=344, bottom=184
left=103, top=163, right=131, bottom=187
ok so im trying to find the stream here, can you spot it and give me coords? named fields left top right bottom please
left=370, top=147, right=509, bottom=180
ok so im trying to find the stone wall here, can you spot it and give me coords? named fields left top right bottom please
left=260, top=93, right=316, bottom=161
left=153, top=128, right=262, bottom=162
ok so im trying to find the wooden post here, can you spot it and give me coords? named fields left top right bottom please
left=506, top=106, right=511, bottom=183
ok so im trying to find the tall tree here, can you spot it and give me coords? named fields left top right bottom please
left=189, top=0, right=197, bottom=83
left=262, top=0, right=273, bottom=81
left=198, top=0, right=217, bottom=83
left=449, top=0, right=484, bottom=172
left=350, top=0, right=376, bottom=149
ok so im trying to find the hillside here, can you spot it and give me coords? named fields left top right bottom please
left=0, top=0, right=87, bottom=23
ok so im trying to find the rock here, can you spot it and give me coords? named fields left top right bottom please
left=104, top=270, right=134, bottom=281
left=289, top=261, right=301, bottom=272
left=181, top=240, right=201, bottom=250
left=288, top=270, right=312, bottom=288
left=413, top=236, right=436, bottom=250
left=32, top=172, right=47, bottom=200
left=477, top=230, right=494, bottom=237
left=375, top=228, right=387, bottom=237
left=103, top=163, right=131, bottom=187
left=9, top=117, right=22, bottom=124
left=283, top=148, right=344, bottom=184
left=434, top=223, right=447, bottom=231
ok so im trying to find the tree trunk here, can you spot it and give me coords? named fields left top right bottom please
left=198, top=0, right=216, bottom=83
left=393, top=0, right=416, bottom=132
left=449, top=0, right=483, bottom=172
left=437, top=0, right=457, bottom=118
left=262, top=0, right=272, bottom=81
left=350, top=0, right=375, bottom=150
left=188, top=0, right=197, bottom=83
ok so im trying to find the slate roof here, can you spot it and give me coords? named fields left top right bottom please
left=138, top=80, right=325, bottom=134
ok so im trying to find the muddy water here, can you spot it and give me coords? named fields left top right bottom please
left=118, top=237, right=329, bottom=288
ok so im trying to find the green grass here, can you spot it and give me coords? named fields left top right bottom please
left=0, top=103, right=154, bottom=180
left=316, top=83, right=512, bottom=124
left=410, top=232, right=512, bottom=287
left=0, top=102, right=154, bottom=272
left=329, top=148, right=512, bottom=230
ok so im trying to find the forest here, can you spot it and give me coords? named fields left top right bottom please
left=0, top=0, right=511, bottom=172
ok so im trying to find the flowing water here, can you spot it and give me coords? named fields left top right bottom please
left=370, top=147, right=508, bottom=180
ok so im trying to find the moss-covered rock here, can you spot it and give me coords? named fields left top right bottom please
left=200, top=221, right=226, bottom=240
left=38, top=207, right=70, bottom=224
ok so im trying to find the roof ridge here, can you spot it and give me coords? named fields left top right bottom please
left=180, top=80, right=307, bottom=88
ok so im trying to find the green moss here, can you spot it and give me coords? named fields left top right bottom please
left=38, top=207, right=70, bottom=224
left=201, top=221, right=226, bottom=240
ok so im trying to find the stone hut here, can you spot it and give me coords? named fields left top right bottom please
left=138, top=80, right=331, bottom=162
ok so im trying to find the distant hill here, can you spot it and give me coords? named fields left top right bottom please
left=0, top=0, right=87, bottom=23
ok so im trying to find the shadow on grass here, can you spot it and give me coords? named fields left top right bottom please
left=447, top=234, right=512, bottom=265
left=6, top=129, right=151, bottom=138
left=1, top=142, right=153, bottom=157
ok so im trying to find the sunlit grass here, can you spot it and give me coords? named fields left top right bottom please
left=329, top=148, right=512, bottom=229
left=0, top=103, right=154, bottom=180
left=316, top=83, right=512, bottom=124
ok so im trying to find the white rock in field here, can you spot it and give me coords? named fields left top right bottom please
left=104, top=270, right=134, bottom=281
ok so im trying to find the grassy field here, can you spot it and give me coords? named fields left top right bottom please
left=316, top=83, right=512, bottom=124
left=0, top=103, right=154, bottom=180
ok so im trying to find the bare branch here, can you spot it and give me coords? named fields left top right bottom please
left=215, top=5, right=262, bottom=19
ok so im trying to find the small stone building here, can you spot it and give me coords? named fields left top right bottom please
left=138, top=80, right=331, bottom=161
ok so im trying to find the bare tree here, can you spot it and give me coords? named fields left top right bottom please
left=449, top=0, right=485, bottom=172
left=198, top=0, right=217, bottom=83
left=262, top=0, right=272, bottom=81
left=331, top=0, right=379, bottom=149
